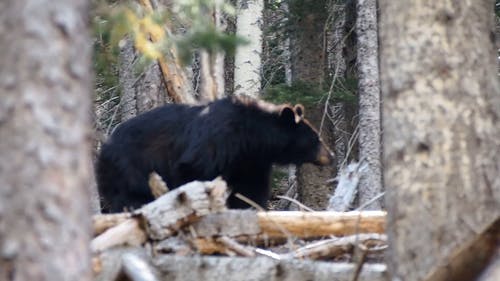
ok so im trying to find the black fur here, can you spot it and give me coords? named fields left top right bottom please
left=96, top=96, right=332, bottom=212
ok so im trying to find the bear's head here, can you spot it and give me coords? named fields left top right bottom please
left=278, top=104, right=334, bottom=166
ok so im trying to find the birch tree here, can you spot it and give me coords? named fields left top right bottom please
left=0, top=0, right=93, bottom=280
left=234, top=0, right=264, bottom=97
left=380, top=0, right=500, bottom=279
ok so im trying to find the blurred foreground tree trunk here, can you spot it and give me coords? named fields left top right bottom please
left=0, top=0, right=93, bottom=280
left=380, top=0, right=500, bottom=280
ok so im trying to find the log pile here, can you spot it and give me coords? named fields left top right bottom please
left=92, top=177, right=388, bottom=281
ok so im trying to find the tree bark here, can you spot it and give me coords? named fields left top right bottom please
left=118, top=38, right=139, bottom=121
left=328, top=1, right=349, bottom=172
left=290, top=0, right=327, bottom=84
left=379, top=0, right=500, bottom=280
left=199, top=2, right=226, bottom=101
left=213, top=3, right=227, bottom=99
left=140, top=0, right=196, bottom=104
left=224, top=12, right=237, bottom=97
left=0, top=1, right=93, bottom=280
left=291, top=0, right=336, bottom=210
left=118, top=38, right=169, bottom=124
left=356, top=0, right=382, bottom=210
left=116, top=0, right=196, bottom=124
left=329, top=0, right=358, bottom=173
left=234, top=0, right=264, bottom=97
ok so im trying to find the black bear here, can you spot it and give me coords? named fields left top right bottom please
left=96, top=95, right=333, bottom=213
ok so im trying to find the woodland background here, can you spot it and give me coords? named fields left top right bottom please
left=0, top=0, right=499, bottom=280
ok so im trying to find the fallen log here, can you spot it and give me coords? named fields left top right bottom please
left=91, top=176, right=385, bottom=254
left=152, top=255, right=388, bottom=281
left=193, top=233, right=387, bottom=258
left=140, top=177, right=227, bottom=240
left=93, top=210, right=386, bottom=242
left=148, top=172, right=169, bottom=199
left=91, top=178, right=228, bottom=252
left=91, top=218, right=146, bottom=253
left=93, top=213, right=131, bottom=236
left=121, top=252, right=160, bottom=281
left=192, top=210, right=386, bottom=242
left=93, top=209, right=386, bottom=253
left=285, top=233, right=387, bottom=260
left=327, top=162, right=362, bottom=211
left=256, top=211, right=386, bottom=239
left=94, top=248, right=152, bottom=281
left=94, top=206, right=386, bottom=239
left=190, top=211, right=385, bottom=254
left=94, top=249, right=389, bottom=281
left=189, top=210, right=386, bottom=240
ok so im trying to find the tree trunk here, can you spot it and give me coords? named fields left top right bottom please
left=118, top=38, right=169, bottom=123
left=224, top=12, right=237, bottom=97
left=213, top=2, right=227, bottom=99
left=0, top=1, right=93, bottom=280
left=118, top=38, right=139, bottom=121
left=198, top=2, right=226, bottom=101
left=329, top=1, right=349, bottom=171
left=329, top=0, right=358, bottom=174
left=356, top=0, right=382, bottom=210
left=290, top=0, right=327, bottom=84
left=291, top=0, right=336, bottom=210
left=140, top=0, right=196, bottom=104
left=135, top=58, right=169, bottom=112
left=234, top=0, right=264, bottom=97
left=380, top=1, right=500, bottom=280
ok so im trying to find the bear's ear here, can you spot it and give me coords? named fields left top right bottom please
left=280, top=106, right=297, bottom=125
left=294, top=104, right=304, bottom=121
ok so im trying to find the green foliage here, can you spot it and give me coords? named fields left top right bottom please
left=263, top=79, right=357, bottom=106
left=93, top=0, right=247, bottom=67
left=173, top=0, right=247, bottom=64
left=327, top=76, right=358, bottom=103
left=176, top=27, right=248, bottom=65
left=110, top=6, right=171, bottom=60
left=288, top=0, right=327, bottom=22
left=270, top=168, right=288, bottom=191
left=264, top=81, right=326, bottom=106
left=265, top=0, right=284, bottom=11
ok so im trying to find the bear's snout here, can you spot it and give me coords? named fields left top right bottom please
left=314, top=144, right=334, bottom=166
